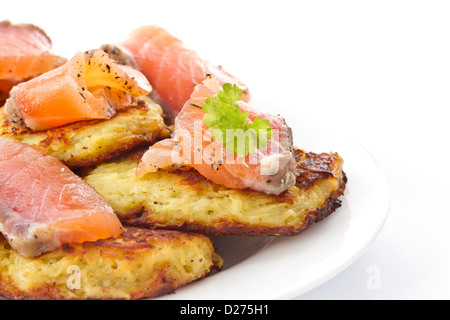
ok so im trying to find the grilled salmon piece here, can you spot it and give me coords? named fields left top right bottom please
left=101, top=25, right=250, bottom=122
left=83, top=147, right=346, bottom=236
left=0, top=137, right=123, bottom=257
left=4, top=49, right=151, bottom=132
left=0, top=227, right=223, bottom=300
left=0, top=98, right=165, bottom=169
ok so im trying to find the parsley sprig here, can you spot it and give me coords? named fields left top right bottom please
left=194, top=83, right=272, bottom=157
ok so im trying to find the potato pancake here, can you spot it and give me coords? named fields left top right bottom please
left=0, top=98, right=165, bottom=169
left=83, top=148, right=347, bottom=236
left=0, top=227, right=222, bottom=300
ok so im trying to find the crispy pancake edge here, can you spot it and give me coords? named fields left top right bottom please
left=0, top=227, right=222, bottom=300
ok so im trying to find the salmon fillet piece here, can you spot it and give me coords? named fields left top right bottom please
left=0, top=21, right=66, bottom=105
left=102, top=25, right=250, bottom=122
left=0, top=137, right=123, bottom=257
left=4, top=49, right=151, bottom=132
left=136, top=77, right=297, bottom=195
left=0, top=21, right=66, bottom=80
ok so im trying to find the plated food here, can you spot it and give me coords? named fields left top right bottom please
left=0, top=21, right=347, bottom=300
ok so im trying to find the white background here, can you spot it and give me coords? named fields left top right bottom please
left=3, top=0, right=450, bottom=299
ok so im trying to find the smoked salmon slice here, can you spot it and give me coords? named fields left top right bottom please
left=136, top=77, right=297, bottom=196
left=0, top=137, right=124, bottom=257
left=102, top=25, right=250, bottom=122
left=0, top=21, right=66, bottom=104
left=4, top=49, right=152, bottom=132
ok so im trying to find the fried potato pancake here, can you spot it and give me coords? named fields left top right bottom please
left=83, top=148, right=347, bottom=236
left=0, top=99, right=165, bottom=169
left=0, top=227, right=223, bottom=300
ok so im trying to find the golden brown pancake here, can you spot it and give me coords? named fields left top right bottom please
left=0, top=98, right=165, bottom=169
left=83, top=148, right=346, bottom=236
left=0, top=227, right=222, bottom=300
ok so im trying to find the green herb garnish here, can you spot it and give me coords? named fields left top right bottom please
left=197, top=83, right=272, bottom=157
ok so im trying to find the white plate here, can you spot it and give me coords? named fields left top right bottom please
left=156, top=122, right=390, bottom=300
left=0, top=12, right=389, bottom=299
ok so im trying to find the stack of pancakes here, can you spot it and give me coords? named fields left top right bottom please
left=0, top=97, right=346, bottom=299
